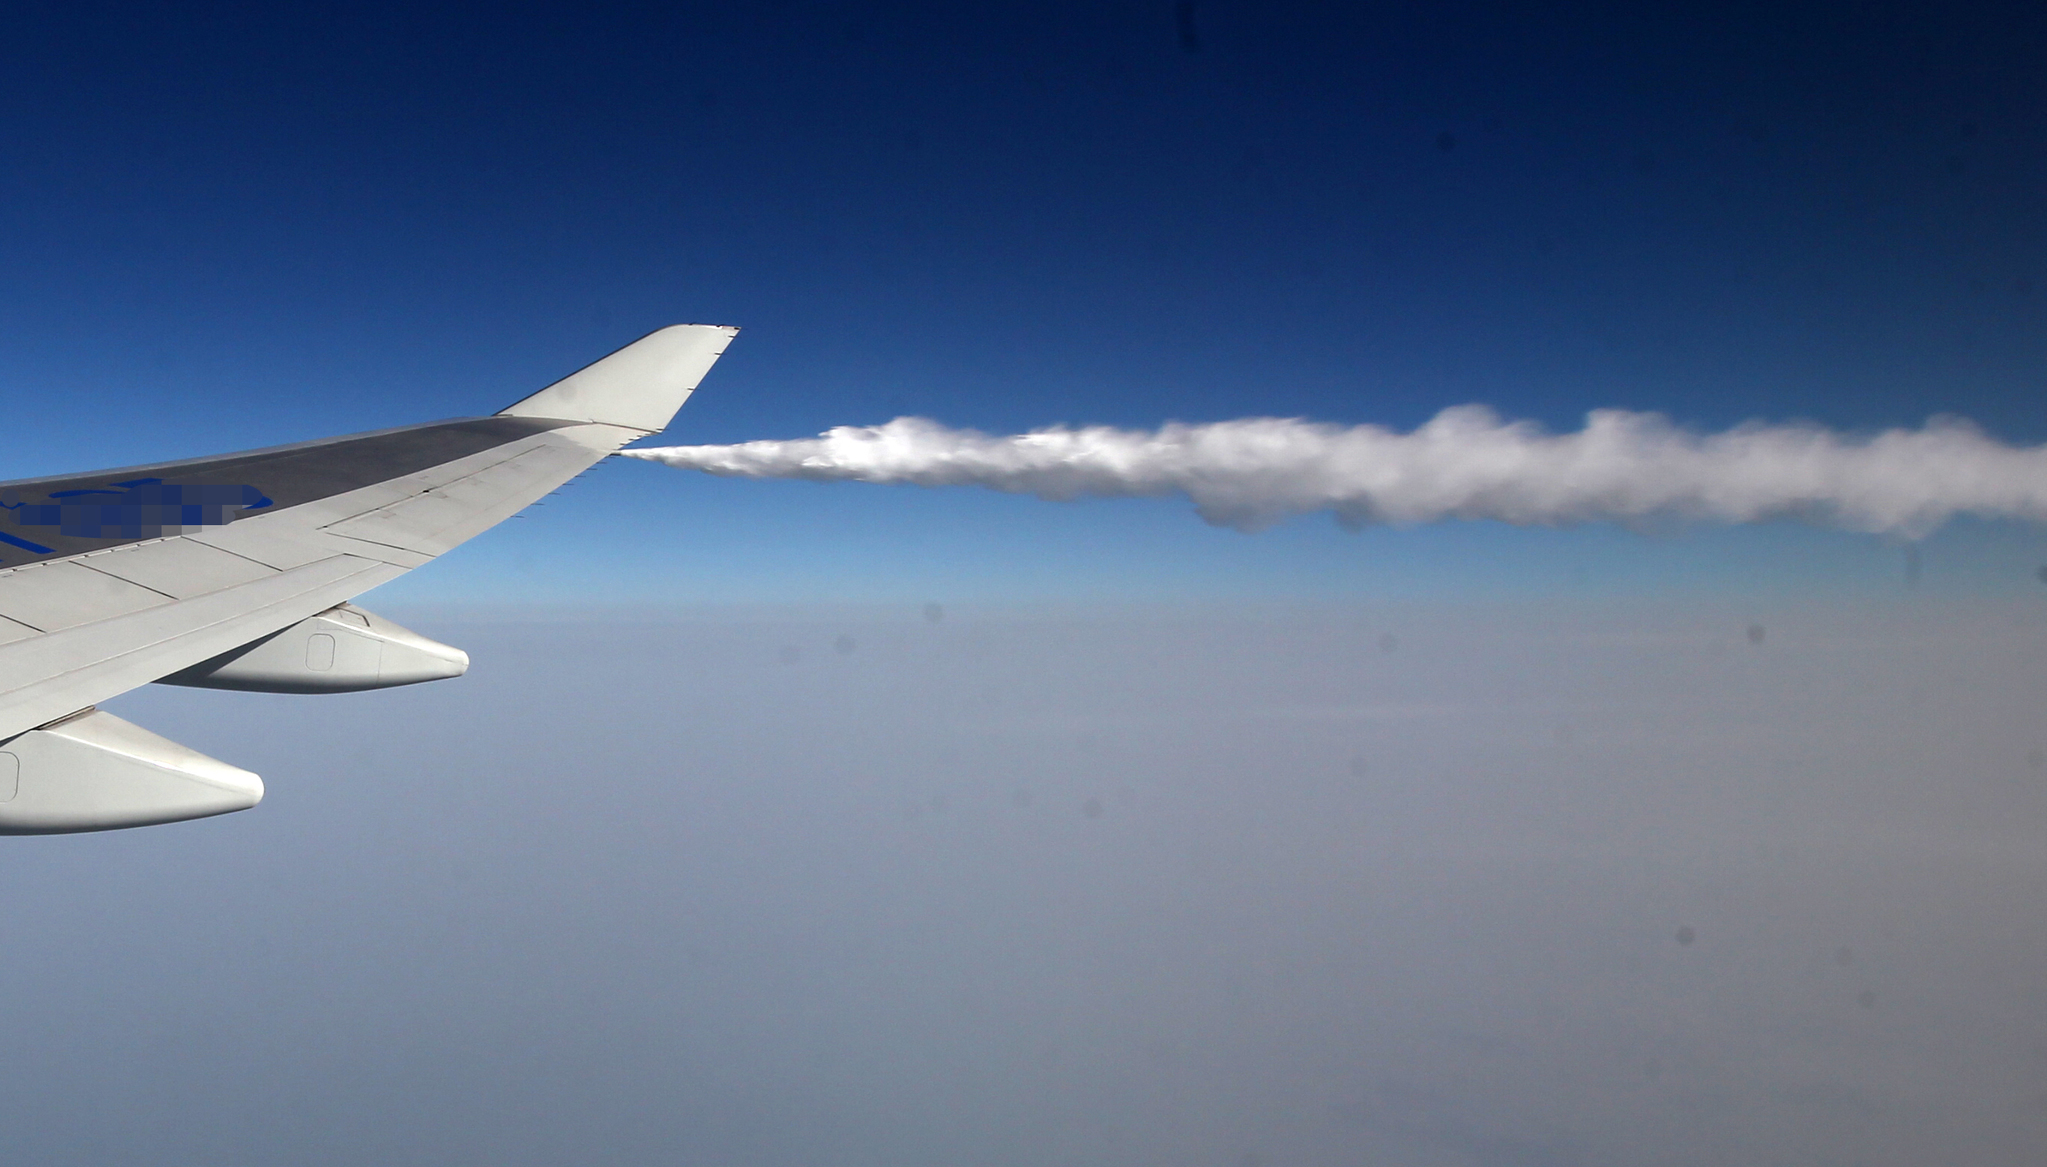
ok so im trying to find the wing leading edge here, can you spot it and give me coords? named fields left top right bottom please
left=0, top=323, right=736, bottom=833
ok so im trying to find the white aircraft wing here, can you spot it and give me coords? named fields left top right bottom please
left=0, top=323, right=736, bottom=833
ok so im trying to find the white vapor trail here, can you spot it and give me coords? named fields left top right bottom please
left=618, top=408, right=2047, bottom=536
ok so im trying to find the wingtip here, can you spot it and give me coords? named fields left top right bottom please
left=497, top=323, right=740, bottom=432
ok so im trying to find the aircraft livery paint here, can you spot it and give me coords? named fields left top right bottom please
left=2, top=479, right=274, bottom=542
left=0, top=416, right=577, bottom=568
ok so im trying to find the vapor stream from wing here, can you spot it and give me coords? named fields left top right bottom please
left=619, top=408, right=2047, bottom=535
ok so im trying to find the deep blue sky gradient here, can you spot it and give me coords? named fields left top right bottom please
left=3, top=1, right=2045, bottom=601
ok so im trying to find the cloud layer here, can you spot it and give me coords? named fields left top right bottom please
left=621, top=409, right=2047, bottom=535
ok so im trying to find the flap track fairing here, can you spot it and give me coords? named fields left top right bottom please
left=156, top=604, right=468, bottom=693
left=0, top=709, right=262, bottom=834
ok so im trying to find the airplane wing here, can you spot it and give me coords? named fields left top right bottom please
left=0, top=323, right=737, bottom=834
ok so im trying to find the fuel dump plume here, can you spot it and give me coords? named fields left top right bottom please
left=619, top=408, right=2047, bottom=536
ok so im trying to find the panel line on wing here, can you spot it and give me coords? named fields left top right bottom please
left=74, top=536, right=284, bottom=600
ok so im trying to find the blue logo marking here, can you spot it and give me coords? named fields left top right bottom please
left=2, top=478, right=273, bottom=543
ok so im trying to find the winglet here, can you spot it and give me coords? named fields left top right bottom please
left=498, top=324, right=739, bottom=433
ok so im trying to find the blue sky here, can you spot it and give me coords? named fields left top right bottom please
left=3, top=1, right=2045, bottom=603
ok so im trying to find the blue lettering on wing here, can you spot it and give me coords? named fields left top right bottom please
left=8, top=478, right=274, bottom=540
